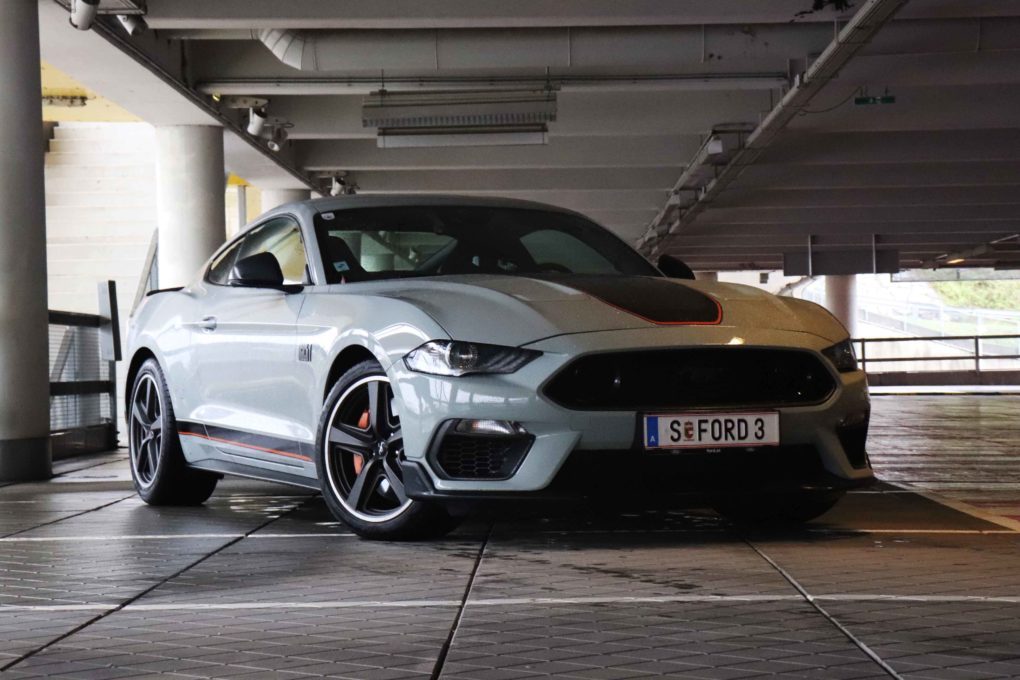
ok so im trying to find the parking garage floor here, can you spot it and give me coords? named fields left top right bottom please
left=1, top=395, right=1019, bottom=680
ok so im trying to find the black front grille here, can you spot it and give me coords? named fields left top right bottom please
left=544, top=348, right=836, bottom=410
left=433, top=433, right=533, bottom=480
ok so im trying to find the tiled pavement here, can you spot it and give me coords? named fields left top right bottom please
left=1, top=396, right=1019, bottom=679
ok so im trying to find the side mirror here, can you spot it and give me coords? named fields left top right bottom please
left=657, top=254, right=696, bottom=280
left=229, top=252, right=285, bottom=288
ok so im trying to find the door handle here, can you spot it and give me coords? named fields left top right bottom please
left=199, top=316, right=217, bottom=332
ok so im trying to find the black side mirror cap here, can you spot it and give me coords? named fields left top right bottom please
left=657, top=254, right=696, bottom=280
left=228, top=252, right=296, bottom=291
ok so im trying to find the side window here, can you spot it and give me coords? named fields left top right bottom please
left=235, top=217, right=309, bottom=285
left=207, top=238, right=244, bottom=285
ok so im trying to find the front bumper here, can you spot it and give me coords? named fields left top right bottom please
left=389, top=327, right=874, bottom=497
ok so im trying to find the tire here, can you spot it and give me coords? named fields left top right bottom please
left=128, top=358, right=219, bottom=505
left=713, top=490, right=844, bottom=526
left=316, top=360, right=459, bottom=540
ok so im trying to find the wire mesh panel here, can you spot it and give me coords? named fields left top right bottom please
left=48, top=311, right=116, bottom=457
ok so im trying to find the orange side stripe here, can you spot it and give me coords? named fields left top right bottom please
left=179, top=431, right=312, bottom=462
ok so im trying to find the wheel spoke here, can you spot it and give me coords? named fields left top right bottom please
left=329, top=425, right=373, bottom=451
left=367, top=381, right=391, bottom=436
left=382, top=458, right=408, bottom=504
left=145, top=439, right=159, bottom=476
left=346, top=458, right=380, bottom=511
left=131, top=401, right=151, bottom=428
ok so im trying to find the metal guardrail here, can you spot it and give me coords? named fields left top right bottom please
left=48, top=282, right=121, bottom=458
left=853, top=334, right=1020, bottom=386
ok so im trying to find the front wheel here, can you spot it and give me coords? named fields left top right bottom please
left=128, top=358, right=219, bottom=505
left=316, top=360, right=459, bottom=540
left=713, top=490, right=844, bottom=526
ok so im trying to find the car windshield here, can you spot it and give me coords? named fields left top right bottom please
left=313, top=205, right=660, bottom=284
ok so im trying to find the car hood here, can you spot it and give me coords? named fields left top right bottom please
left=333, top=275, right=847, bottom=346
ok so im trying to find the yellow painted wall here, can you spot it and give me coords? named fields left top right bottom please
left=41, top=61, right=139, bottom=122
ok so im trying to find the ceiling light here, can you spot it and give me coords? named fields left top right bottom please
left=267, top=127, right=288, bottom=152
left=364, top=89, right=556, bottom=148
left=246, top=107, right=267, bottom=136
left=329, top=175, right=357, bottom=196
left=946, top=257, right=965, bottom=265
left=69, top=0, right=99, bottom=30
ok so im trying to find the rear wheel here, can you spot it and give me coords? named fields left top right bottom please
left=713, top=490, right=843, bottom=526
left=128, top=359, right=219, bottom=505
left=316, top=360, right=459, bottom=540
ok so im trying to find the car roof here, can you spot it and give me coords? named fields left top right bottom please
left=261, top=194, right=582, bottom=222
left=312, top=194, right=579, bottom=214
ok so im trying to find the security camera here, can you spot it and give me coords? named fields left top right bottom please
left=70, top=0, right=100, bottom=31
left=117, top=15, right=148, bottom=36
left=330, top=175, right=358, bottom=196
left=246, top=107, right=267, bottom=136
left=267, top=127, right=288, bottom=152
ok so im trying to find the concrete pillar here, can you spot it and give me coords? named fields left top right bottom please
left=825, top=275, right=858, bottom=337
left=155, top=126, right=226, bottom=288
left=261, top=189, right=311, bottom=215
left=695, top=271, right=719, bottom=282
left=0, top=0, right=51, bottom=480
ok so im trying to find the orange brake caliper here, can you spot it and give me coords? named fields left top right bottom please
left=352, top=409, right=370, bottom=474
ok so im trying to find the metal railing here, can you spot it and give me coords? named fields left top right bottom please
left=853, top=334, right=1020, bottom=386
left=49, top=310, right=118, bottom=458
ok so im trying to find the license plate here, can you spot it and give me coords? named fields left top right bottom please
left=644, top=412, right=780, bottom=450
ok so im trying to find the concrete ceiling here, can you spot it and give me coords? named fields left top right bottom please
left=39, top=0, right=1020, bottom=271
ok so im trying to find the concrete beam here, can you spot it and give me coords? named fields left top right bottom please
left=143, top=0, right=861, bottom=30
left=730, top=161, right=1020, bottom=189
left=277, top=90, right=773, bottom=140
left=759, top=129, right=1020, bottom=165
left=299, top=135, right=701, bottom=171
left=697, top=204, right=1020, bottom=225
left=348, top=168, right=681, bottom=193
left=712, top=185, right=1020, bottom=209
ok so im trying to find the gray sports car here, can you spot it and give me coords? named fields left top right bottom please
left=126, top=196, right=872, bottom=539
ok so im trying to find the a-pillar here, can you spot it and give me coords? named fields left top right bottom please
left=261, top=189, right=311, bottom=214
left=0, top=0, right=50, bottom=480
left=156, top=126, right=226, bottom=288
left=825, top=275, right=858, bottom=337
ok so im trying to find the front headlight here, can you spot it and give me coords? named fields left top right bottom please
left=404, top=340, right=541, bottom=377
left=822, top=338, right=858, bottom=373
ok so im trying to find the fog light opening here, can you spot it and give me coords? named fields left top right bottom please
left=453, top=419, right=527, bottom=437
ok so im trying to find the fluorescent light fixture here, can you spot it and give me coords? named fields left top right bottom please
left=365, top=89, right=555, bottom=148
left=377, top=127, right=548, bottom=149
left=946, top=257, right=965, bottom=265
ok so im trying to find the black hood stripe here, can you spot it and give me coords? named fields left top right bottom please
left=536, top=276, right=722, bottom=325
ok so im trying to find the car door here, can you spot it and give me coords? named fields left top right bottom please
left=183, top=216, right=316, bottom=474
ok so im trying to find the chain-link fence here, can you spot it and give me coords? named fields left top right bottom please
left=49, top=311, right=117, bottom=458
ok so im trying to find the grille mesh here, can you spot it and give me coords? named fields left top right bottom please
left=434, top=434, right=532, bottom=480
left=545, top=347, right=837, bottom=411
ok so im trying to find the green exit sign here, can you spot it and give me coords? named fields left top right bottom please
left=854, top=95, right=896, bottom=106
